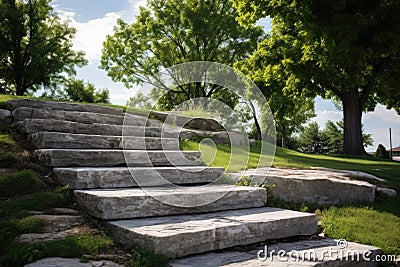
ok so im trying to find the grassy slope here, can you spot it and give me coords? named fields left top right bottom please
left=181, top=140, right=400, bottom=190
left=181, top=140, right=400, bottom=256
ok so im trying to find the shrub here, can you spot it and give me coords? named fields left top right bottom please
left=0, top=170, right=46, bottom=198
left=374, top=144, right=390, bottom=159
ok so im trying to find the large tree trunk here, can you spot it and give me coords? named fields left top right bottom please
left=279, top=124, right=287, bottom=148
left=342, top=88, right=367, bottom=155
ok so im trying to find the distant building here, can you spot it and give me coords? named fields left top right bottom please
left=388, top=146, right=400, bottom=161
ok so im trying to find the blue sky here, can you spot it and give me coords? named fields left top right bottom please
left=52, top=0, right=400, bottom=152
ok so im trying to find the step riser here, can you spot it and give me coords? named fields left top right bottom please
left=108, top=207, right=317, bottom=258
left=54, top=167, right=225, bottom=189
left=36, top=150, right=203, bottom=167
left=7, top=99, right=124, bottom=116
left=28, top=133, right=179, bottom=150
left=74, top=186, right=267, bottom=220
left=13, top=107, right=148, bottom=126
left=17, top=120, right=175, bottom=137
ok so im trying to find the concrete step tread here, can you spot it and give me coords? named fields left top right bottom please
left=28, top=132, right=178, bottom=150
left=53, top=166, right=226, bottom=189
left=170, top=238, right=381, bottom=266
left=7, top=99, right=124, bottom=115
left=36, top=149, right=202, bottom=167
left=73, top=185, right=267, bottom=220
left=108, top=207, right=317, bottom=258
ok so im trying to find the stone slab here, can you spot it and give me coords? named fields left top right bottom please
left=108, top=207, right=317, bottom=258
left=377, top=187, right=397, bottom=196
left=36, top=149, right=203, bottom=167
left=7, top=99, right=124, bottom=116
left=28, top=132, right=179, bottom=150
left=0, top=109, right=11, bottom=119
left=0, top=108, right=13, bottom=125
left=54, top=166, right=225, bottom=189
left=170, top=238, right=381, bottom=266
left=17, top=119, right=175, bottom=137
left=74, top=185, right=267, bottom=219
left=151, top=111, right=222, bottom=131
left=13, top=107, right=149, bottom=126
left=230, top=168, right=376, bottom=205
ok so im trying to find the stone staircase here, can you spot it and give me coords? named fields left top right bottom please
left=8, top=99, right=381, bottom=266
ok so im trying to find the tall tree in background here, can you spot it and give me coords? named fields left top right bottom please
left=235, top=0, right=400, bottom=155
left=323, top=120, right=373, bottom=154
left=298, top=122, right=329, bottom=154
left=63, top=79, right=110, bottom=104
left=237, top=33, right=316, bottom=148
left=101, top=0, right=263, bottom=108
left=0, top=0, right=87, bottom=96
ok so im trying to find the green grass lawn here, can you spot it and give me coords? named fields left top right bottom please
left=181, top=139, right=400, bottom=256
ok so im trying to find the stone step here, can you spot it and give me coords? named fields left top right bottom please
left=17, top=119, right=175, bottom=137
left=28, top=132, right=179, bottom=150
left=13, top=107, right=150, bottom=126
left=107, top=207, right=317, bottom=258
left=74, top=185, right=268, bottom=220
left=36, top=149, right=203, bottom=167
left=54, top=166, right=226, bottom=189
left=7, top=99, right=124, bottom=116
left=170, top=238, right=381, bottom=266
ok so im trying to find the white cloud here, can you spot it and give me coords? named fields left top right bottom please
left=312, top=110, right=343, bottom=128
left=58, top=10, right=121, bottom=63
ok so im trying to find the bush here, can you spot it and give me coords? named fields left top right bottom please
left=0, top=188, right=72, bottom=217
left=2, top=235, right=113, bottom=266
left=0, top=170, right=46, bottom=198
left=374, top=144, right=390, bottom=159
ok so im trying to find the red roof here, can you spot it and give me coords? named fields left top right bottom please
left=388, top=146, right=400, bottom=152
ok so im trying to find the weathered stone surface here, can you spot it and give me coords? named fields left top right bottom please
left=151, top=111, right=222, bottom=131
left=179, top=129, right=246, bottom=145
left=377, top=187, right=397, bottom=196
left=34, top=215, right=82, bottom=232
left=13, top=107, right=148, bottom=126
left=7, top=99, right=124, bottom=116
left=0, top=108, right=12, bottom=125
left=25, top=257, right=124, bottom=267
left=28, top=132, right=179, bottom=150
left=170, top=238, right=381, bottom=266
left=230, top=168, right=376, bottom=205
left=17, top=119, right=175, bottom=137
left=54, top=166, right=225, bottom=189
left=0, top=109, right=11, bottom=118
left=310, top=167, right=386, bottom=183
left=36, top=149, right=203, bottom=167
left=16, top=232, right=70, bottom=244
left=108, top=207, right=317, bottom=258
left=47, top=208, right=79, bottom=215
left=74, top=185, right=267, bottom=219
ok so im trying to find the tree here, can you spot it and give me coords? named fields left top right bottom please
left=323, top=120, right=373, bottom=154
left=63, top=79, right=110, bottom=104
left=237, top=35, right=316, bottom=147
left=298, top=122, right=329, bottom=154
left=235, top=0, right=400, bottom=155
left=100, top=0, right=263, bottom=108
left=374, top=144, right=390, bottom=159
left=0, top=0, right=87, bottom=96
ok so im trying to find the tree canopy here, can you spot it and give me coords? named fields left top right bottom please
left=235, top=0, right=400, bottom=155
left=101, top=0, right=263, bottom=108
left=0, top=0, right=87, bottom=96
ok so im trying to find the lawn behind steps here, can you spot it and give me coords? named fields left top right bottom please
left=181, top=139, right=400, bottom=256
